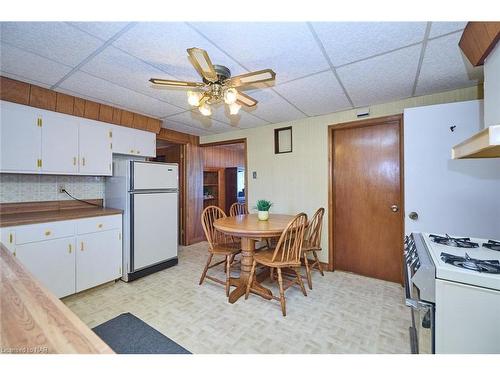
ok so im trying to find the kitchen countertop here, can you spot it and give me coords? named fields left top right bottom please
left=0, top=243, right=114, bottom=353
left=0, top=206, right=122, bottom=228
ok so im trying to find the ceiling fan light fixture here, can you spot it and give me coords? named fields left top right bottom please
left=199, top=103, right=212, bottom=116
left=229, top=102, right=241, bottom=115
left=223, top=88, right=238, bottom=105
left=187, top=91, right=202, bottom=106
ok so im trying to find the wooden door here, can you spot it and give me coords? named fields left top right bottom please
left=41, top=110, right=79, bottom=174
left=332, top=116, right=403, bottom=283
left=76, top=229, right=121, bottom=292
left=0, top=100, right=41, bottom=173
left=78, top=118, right=112, bottom=176
left=16, top=237, right=76, bottom=298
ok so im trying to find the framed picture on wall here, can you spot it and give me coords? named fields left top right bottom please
left=274, top=126, right=292, bottom=154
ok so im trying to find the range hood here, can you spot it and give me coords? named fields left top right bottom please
left=452, top=124, right=500, bottom=158
left=452, top=22, right=500, bottom=159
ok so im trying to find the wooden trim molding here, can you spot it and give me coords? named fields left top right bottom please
left=0, top=76, right=162, bottom=133
left=459, top=22, right=500, bottom=66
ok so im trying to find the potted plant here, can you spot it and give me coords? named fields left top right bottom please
left=255, top=200, right=272, bottom=221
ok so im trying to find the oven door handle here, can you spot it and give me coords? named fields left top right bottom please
left=403, top=254, right=421, bottom=309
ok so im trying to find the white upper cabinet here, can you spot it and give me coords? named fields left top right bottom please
left=79, top=118, right=112, bottom=176
left=134, top=129, right=156, bottom=157
left=110, top=124, right=156, bottom=158
left=0, top=100, right=42, bottom=173
left=41, top=110, right=79, bottom=174
left=0, top=100, right=157, bottom=176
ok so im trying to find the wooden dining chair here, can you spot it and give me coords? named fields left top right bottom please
left=302, top=207, right=325, bottom=289
left=245, top=213, right=308, bottom=316
left=229, top=202, right=248, bottom=216
left=199, top=206, right=241, bottom=297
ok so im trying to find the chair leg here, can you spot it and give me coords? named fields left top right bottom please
left=266, top=238, right=271, bottom=249
left=199, top=253, right=213, bottom=285
left=312, top=250, right=324, bottom=276
left=270, top=267, right=275, bottom=283
left=294, top=267, right=307, bottom=297
left=277, top=268, right=286, bottom=317
left=245, top=260, right=257, bottom=299
left=225, top=255, right=231, bottom=297
left=303, top=254, right=313, bottom=290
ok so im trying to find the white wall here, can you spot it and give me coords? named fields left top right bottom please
left=200, top=86, right=482, bottom=263
left=484, top=42, right=500, bottom=127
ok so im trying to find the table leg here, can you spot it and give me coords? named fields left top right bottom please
left=228, top=237, right=273, bottom=303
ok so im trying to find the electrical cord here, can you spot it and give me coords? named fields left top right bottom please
left=61, top=188, right=103, bottom=208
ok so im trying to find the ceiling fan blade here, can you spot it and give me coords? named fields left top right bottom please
left=236, top=91, right=258, bottom=107
left=187, top=47, right=218, bottom=83
left=149, top=78, right=204, bottom=88
left=227, top=69, right=276, bottom=88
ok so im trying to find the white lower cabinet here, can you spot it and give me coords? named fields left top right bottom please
left=76, top=229, right=122, bottom=293
left=1, top=214, right=122, bottom=298
left=16, top=237, right=76, bottom=298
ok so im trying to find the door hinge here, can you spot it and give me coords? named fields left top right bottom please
left=9, top=233, right=13, bottom=243
left=109, top=131, right=113, bottom=138
left=37, top=159, right=42, bottom=168
left=37, top=118, right=42, bottom=127
left=68, top=243, right=72, bottom=254
left=110, top=142, right=113, bottom=150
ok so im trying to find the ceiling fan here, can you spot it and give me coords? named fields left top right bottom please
left=149, top=47, right=276, bottom=117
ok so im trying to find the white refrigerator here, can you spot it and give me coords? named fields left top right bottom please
left=106, top=157, right=178, bottom=281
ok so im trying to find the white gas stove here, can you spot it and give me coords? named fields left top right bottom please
left=404, top=233, right=500, bottom=354
left=422, top=233, right=500, bottom=291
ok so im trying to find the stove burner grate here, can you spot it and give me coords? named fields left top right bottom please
left=430, top=234, right=479, bottom=248
left=441, top=252, right=500, bottom=274
left=483, top=240, right=500, bottom=252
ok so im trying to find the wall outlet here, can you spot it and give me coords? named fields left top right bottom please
left=58, top=185, right=66, bottom=194
left=252, top=171, right=257, bottom=179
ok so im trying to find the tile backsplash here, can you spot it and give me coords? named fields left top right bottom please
left=0, top=174, right=105, bottom=203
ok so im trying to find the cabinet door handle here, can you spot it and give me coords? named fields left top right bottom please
left=98, top=223, right=103, bottom=229
left=80, top=242, right=84, bottom=251
left=136, top=150, right=141, bottom=154
left=45, top=230, right=51, bottom=236
left=68, top=244, right=72, bottom=253
left=130, top=149, right=134, bottom=154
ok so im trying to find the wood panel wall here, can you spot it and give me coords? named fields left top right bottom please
left=0, top=76, right=161, bottom=133
left=202, top=145, right=245, bottom=168
left=185, top=143, right=205, bottom=244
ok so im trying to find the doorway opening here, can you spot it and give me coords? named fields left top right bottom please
left=152, top=139, right=186, bottom=245
left=200, top=139, right=247, bottom=215
left=328, top=115, right=404, bottom=283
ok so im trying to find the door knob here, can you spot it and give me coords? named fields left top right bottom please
left=390, top=205, right=399, bottom=212
left=409, top=211, right=419, bottom=220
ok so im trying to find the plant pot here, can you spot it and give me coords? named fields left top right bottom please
left=258, top=210, right=269, bottom=221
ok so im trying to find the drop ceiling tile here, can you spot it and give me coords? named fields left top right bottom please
left=312, top=22, right=427, bottom=67
left=429, top=22, right=466, bottom=38
left=242, top=89, right=305, bottom=124
left=59, top=71, right=184, bottom=118
left=80, top=46, right=189, bottom=110
left=0, top=43, right=72, bottom=86
left=207, top=104, right=269, bottom=128
left=415, top=33, right=483, bottom=96
left=192, top=22, right=329, bottom=84
left=113, top=22, right=239, bottom=82
left=69, top=22, right=130, bottom=40
left=274, top=71, right=351, bottom=116
left=166, top=110, right=230, bottom=133
left=337, top=44, right=421, bottom=107
left=0, top=22, right=103, bottom=67
left=162, top=119, right=214, bottom=136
